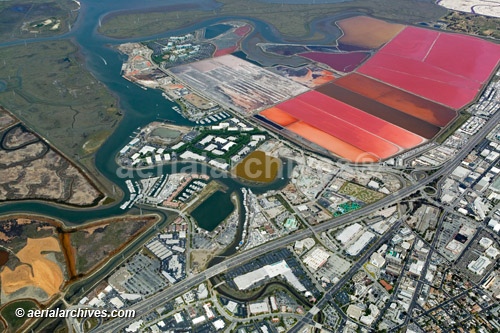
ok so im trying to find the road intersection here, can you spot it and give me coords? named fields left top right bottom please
left=98, top=110, right=500, bottom=332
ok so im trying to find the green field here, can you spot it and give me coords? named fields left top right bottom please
left=0, top=40, right=121, bottom=161
left=436, top=112, right=471, bottom=144
left=1, top=300, right=38, bottom=332
left=0, top=0, right=79, bottom=43
left=339, top=182, right=385, bottom=204
left=99, top=0, right=447, bottom=39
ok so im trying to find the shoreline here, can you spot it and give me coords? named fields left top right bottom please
left=207, top=190, right=244, bottom=265
left=72, top=38, right=126, bottom=205
left=98, top=6, right=333, bottom=42
left=0, top=212, right=160, bottom=232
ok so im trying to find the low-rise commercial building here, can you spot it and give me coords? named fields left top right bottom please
left=468, top=256, right=492, bottom=275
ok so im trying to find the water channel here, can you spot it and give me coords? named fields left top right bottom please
left=0, top=0, right=352, bottom=285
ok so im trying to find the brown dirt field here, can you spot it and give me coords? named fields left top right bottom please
left=36, top=226, right=54, bottom=232
left=183, top=93, right=216, bottom=110
left=16, top=219, right=31, bottom=225
left=0, top=232, right=12, bottom=242
left=82, top=225, right=103, bottom=236
left=0, top=214, right=160, bottom=291
left=337, top=16, right=404, bottom=49
left=0, top=237, right=64, bottom=297
left=0, top=250, right=8, bottom=267
left=191, top=249, right=217, bottom=274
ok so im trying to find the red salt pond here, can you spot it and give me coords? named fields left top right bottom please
left=318, top=80, right=442, bottom=138
left=333, top=73, right=457, bottom=127
left=277, top=95, right=400, bottom=158
left=378, top=26, right=438, bottom=61
left=377, top=26, right=500, bottom=82
left=214, top=46, right=238, bottom=57
left=365, top=52, right=481, bottom=91
left=358, top=64, right=478, bottom=109
left=358, top=26, right=500, bottom=109
left=294, top=91, right=424, bottom=149
left=425, top=32, right=500, bottom=83
left=286, top=121, right=379, bottom=162
left=234, top=26, right=251, bottom=36
left=260, top=107, right=299, bottom=127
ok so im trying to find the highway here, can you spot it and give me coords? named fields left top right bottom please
left=288, top=220, right=403, bottom=333
left=98, top=110, right=500, bottom=332
left=285, top=110, right=500, bottom=332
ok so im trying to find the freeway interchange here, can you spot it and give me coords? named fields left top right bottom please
left=98, top=110, right=500, bottom=332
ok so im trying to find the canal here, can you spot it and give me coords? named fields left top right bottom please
left=0, top=0, right=347, bottom=280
